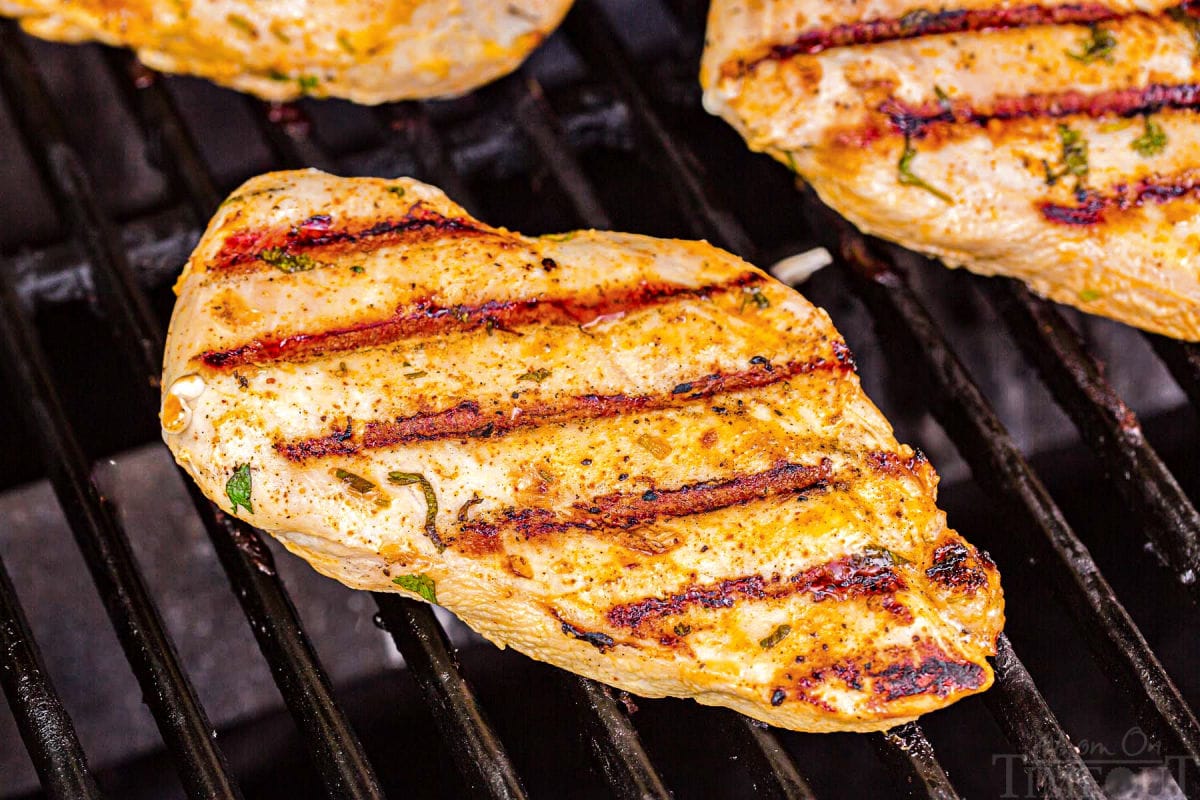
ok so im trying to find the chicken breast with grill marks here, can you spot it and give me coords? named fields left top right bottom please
left=1, top=0, right=570, bottom=103
left=161, top=170, right=1004, bottom=732
left=702, top=0, right=1200, bottom=340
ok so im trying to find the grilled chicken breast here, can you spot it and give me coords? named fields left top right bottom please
left=0, top=0, right=570, bottom=102
left=702, top=0, right=1200, bottom=340
left=161, top=170, right=1004, bottom=732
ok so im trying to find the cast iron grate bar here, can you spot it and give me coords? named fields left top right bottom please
left=500, top=66, right=818, bottom=800
left=372, top=595, right=528, bottom=799
left=825, top=214, right=1200, bottom=795
left=870, top=722, right=961, bottom=800
left=0, top=550, right=104, bottom=799
left=0, top=24, right=245, bottom=799
left=247, top=96, right=536, bottom=797
left=559, top=5, right=978, bottom=794
left=985, top=277, right=1200, bottom=600
left=0, top=262, right=241, bottom=799
left=986, top=635, right=1106, bottom=797
left=1, top=31, right=387, bottom=800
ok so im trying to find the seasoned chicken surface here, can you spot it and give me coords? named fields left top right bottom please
left=162, top=170, right=1004, bottom=732
left=0, top=0, right=570, bottom=102
left=702, top=0, right=1200, bottom=340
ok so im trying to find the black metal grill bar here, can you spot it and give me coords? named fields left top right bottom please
left=826, top=219, right=1200, bottom=793
left=870, top=723, right=961, bottom=800
left=986, top=635, right=1105, bottom=797
left=1, top=30, right=389, bottom=799
left=0, top=264, right=241, bottom=799
left=723, top=716, right=817, bottom=800
left=372, top=596, right=528, bottom=798
left=1146, top=336, right=1200, bottom=414
left=985, top=278, right=1200, bottom=598
left=0, top=551, right=104, bottom=800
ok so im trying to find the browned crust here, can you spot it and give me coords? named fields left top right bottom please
left=198, top=273, right=765, bottom=369
left=208, top=203, right=497, bottom=275
left=606, top=545, right=903, bottom=633
left=736, top=2, right=1123, bottom=76
left=275, top=354, right=854, bottom=460
left=452, top=459, right=834, bottom=555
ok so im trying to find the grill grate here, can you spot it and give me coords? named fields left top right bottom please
left=0, top=0, right=1197, bottom=797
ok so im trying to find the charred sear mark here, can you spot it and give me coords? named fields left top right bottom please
left=275, top=354, right=851, bottom=460
left=871, top=656, right=986, bottom=700
left=926, top=541, right=989, bottom=591
left=456, top=460, right=833, bottom=554
left=606, top=546, right=903, bottom=632
left=201, top=273, right=764, bottom=369
left=1038, top=173, right=1200, bottom=225
left=879, top=83, right=1200, bottom=140
left=210, top=203, right=492, bottom=274
left=748, top=3, right=1118, bottom=70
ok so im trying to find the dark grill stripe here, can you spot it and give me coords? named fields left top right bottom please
left=746, top=2, right=1120, bottom=69
left=199, top=273, right=764, bottom=369
left=453, top=459, right=834, bottom=553
left=606, top=548, right=904, bottom=632
left=209, top=203, right=495, bottom=275
left=880, top=83, right=1200, bottom=138
left=1039, top=172, right=1200, bottom=225
left=275, top=354, right=853, bottom=461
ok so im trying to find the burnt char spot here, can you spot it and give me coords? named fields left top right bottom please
left=1039, top=176, right=1200, bottom=226
left=871, top=657, right=986, bottom=701
left=751, top=3, right=1117, bottom=68
left=876, top=83, right=1200, bottom=142
left=457, top=460, right=833, bottom=553
left=557, top=619, right=616, bottom=652
left=211, top=203, right=492, bottom=273
left=274, top=353, right=852, bottom=460
left=607, top=547, right=903, bottom=632
left=865, top=450, right=928, bottom=476
left=770, top=689, right=787, bottom=706
left=926, top=541, right=989, bottom=591
left=202, top=273, right=765, bottom=369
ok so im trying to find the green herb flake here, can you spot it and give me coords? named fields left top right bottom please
left=226, top=13, right=256, bottom=36
left=897, top=137, right=953, bottom=203
left=517, top=367, right=552, bottom=383
left=260, top=247, right=321, bottom=273
left=393, top=573, right=437, bottom=604
left=388, top=472, right=442, bottom=551
left=672, top=623, right=692, bottom=637
left=1131, top=116, right=1168, bottom=157
left=1044, top=124, right=1089, bottom=191
left=267, top=69, right=289, bottom=82
left=298, top=75, right=320, bottom=93
left=784, top=151, right=801, bottom=175
left=456, top=492, right=484, bottom=522
left=404, top=370, right=427, bottom=379
left=758, top=624, right=793, bottom=650
left=226, top=464, right=253, bottom=515
left=1066, top=25, right=1117, bottom=64
left=387, top=185, right=406, bottom=198
left=1079, top=288, right=1103, bottom=302
left=350, top=265, right=365, bottom=274
left=337, top=32, right=356, bottom=53
left=933, top=84, right=952, bottom=112
left=334, top=468, right=377, bottom=495
left=740, top=285, right=771, bottom=312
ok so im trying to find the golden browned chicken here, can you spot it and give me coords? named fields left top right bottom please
left=161, top=170, right=1004, bottom=732
left=702, top=0, right=1200, bottom=340
left=0, top=0, right=571, bottom=102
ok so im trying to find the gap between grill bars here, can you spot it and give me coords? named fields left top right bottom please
left=0, top=0, right=1196, bottom=797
